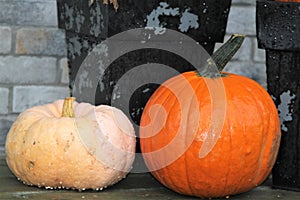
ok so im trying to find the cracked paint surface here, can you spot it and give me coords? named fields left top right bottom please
left=61, top=2, right=106, bottom=37
left=63, top=4, right=85, bottom=32
left=146, top=2, right=199, bottom=34
left=277, top=90, right=296, bottom=132
left=179, top=9, right=199, bottom=32
left=89, top=4, right=104, bottom=37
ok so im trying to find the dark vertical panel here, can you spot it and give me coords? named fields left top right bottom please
left=257, top=0, right=300, bottom=191
left=57, top=0, right=231, bottom=155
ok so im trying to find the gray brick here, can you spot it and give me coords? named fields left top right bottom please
left=233, top=36, right=252, bottom=61
left=0, top=56, right=57, bottom=84
left=0, top=26, right=11, bottom=54
left=16, top=28, right=67, bottom=56
left=226, top=6, right=256, bottom=36
left=253, top=39, right=266, bottom=63
left=232, top=0, right=256, bottom=5
left=0, top=88, right=9, bottom=114
left=13, top=85, right=70, bottom=113
left=59, top=58, right=70, bottom=84
left=0, top=0, right=57, bottom=27
left=224, top=61, right=267, bottom=88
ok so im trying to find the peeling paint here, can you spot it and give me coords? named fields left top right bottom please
left=97, top=59, right=106, bottom=92
left=68, top=36, right=83, bottom=60
left=93, top=43, right=108, bottom=57
left=89, top=4, right=104, bottom=37
left=142, top=88, right=150, bottom=93
left=278, top=90, right=296, bottom=132
left=131, top=107, right=143, bottom=118
left=146, top=2, right=199, bottom=35
left=82, top=40, right=89, bottom=49
left=92, top=43, right=109, bottom=92
left=64, top=4, right=74, bottom=30
left=112, top=84, right=121, bottom=101
left=78, top=70, right=93, bottom=94
left=74, top=9, right=85, bottom=32
left=63, top=3, right=85, bottom=32
left=146, top=2, right=179, bottom=34
left=178, top=9, right=199, bottom=32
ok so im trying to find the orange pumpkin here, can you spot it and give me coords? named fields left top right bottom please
left=140, top=35, right=281, bottom=198
left=5, top=97, right=136, bottom=190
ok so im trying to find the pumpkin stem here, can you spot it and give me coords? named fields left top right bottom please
left=62, top=97, right=75, bottom=118
left=209, top=34, right=246, bottom=72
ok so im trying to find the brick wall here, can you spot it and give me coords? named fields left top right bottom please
left=0, top=0, right=265, bottom=160
left=0, top=0, right=70, bottom=160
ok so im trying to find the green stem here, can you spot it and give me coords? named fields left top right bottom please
left=61, top=97, right=75, bottom=118
left=210, top=34, right=246, bottom=72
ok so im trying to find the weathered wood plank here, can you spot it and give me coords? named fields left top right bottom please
left=1, top=162, right=300, bottom=200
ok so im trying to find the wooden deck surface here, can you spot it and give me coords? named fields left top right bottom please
left=0, top=157, right=299, bottom=200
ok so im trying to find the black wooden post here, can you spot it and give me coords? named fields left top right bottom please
left=57, top=0, right=232, bottom=154
left=57, top=0, right=231, bottom=121
left=256, top=0, right=300, bottom=191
